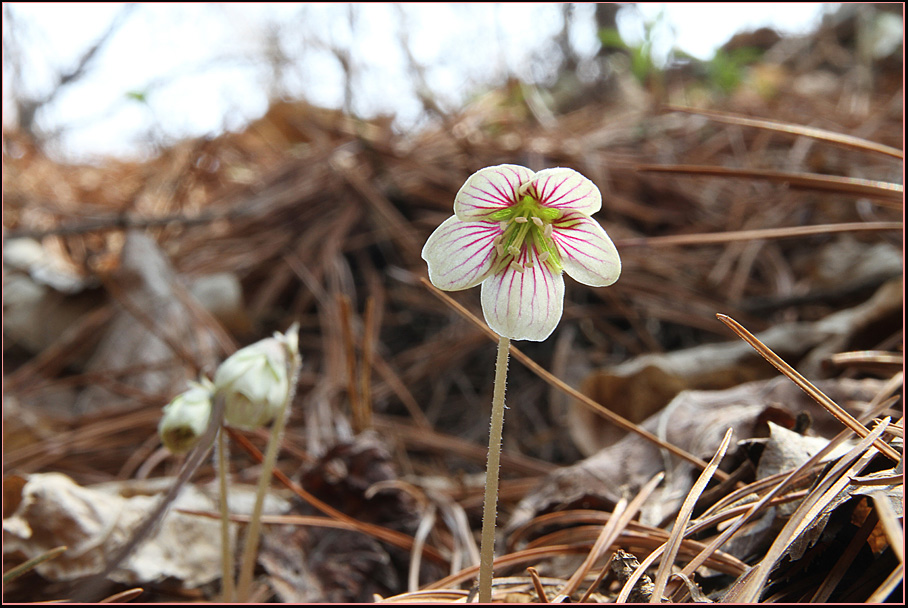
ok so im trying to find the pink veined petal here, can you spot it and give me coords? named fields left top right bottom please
left=528, top=168, right=602, bottom=216
left=454, top=164, right=535, bottom=222
left=422, top=215, right=499, bottom=291
left=480, top=247, right=565, bottom=341
left=552, top=213, right=621, bottom=287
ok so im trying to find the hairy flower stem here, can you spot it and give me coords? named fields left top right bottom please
left=235, top=349, right=302, bottom=602
left=478, top=335, right=510, bottom=603
left=217, top=430, right=235, bottom=602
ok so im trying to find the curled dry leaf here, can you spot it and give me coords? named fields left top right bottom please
left=1, top=472, right=289, bottom=589
left=2, top=473, right=224, bottom=587
left=846, top=466, right=904, bottom=518
left=717, top=421, right=864, bottom=561
left=756, top=421, right=857, bottom=486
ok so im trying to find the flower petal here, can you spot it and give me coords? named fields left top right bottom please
left=480, top=248, right=564, bottom=341
left=528, top=168, right=601, bottom=216
left=214, top=349, right=260, bottom=388
left=552, top=213, right=621, bottom=287
left=454, top=164, right=535, bottom=221
left=422, top=216, right=499, bottom=290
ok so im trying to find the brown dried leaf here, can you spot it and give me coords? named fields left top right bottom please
left=846, top=466, right=904, bottom=519
left=570, top=279, right=902, bottom=456
left=756, top=422, right=855, bottom=483
left=716, top=421, right=864, bottom=560
left=2, top=473, right=227, bottom=587
left=510, top=377, right=886, bottom=531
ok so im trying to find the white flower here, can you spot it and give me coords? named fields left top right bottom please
left=422, top=164, right=621, bottom=341
left=214, top=324, right=299, bottom=430
left=158, top=379, right=214, bottom=454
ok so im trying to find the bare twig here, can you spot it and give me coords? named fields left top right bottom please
left=12, top=3, right=138, bottom=134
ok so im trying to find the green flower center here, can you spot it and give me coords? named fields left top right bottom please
left=488, top=194, right=562, bottom=273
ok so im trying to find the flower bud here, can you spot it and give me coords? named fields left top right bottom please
left=158, top=380, right=214, bottom=454
left=215, top=324, right=299, bottom=430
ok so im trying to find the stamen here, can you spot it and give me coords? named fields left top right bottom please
left=538, top=251, right=550, bottom=263
left=510, top=261, right=525, bottom=273
left=500, top=221, right=508, bottom=231
left=544, top=224, right=554, bottom=239
left=492, top=234, right=502, bottom=247
left=507, top=245, right=521, bottom=257
left=531, top=217, right=544, bottom=227
left=495, top=244, right=505, bottom=256
left=514, top=216, right=528, bottom=223
left=525, top=260, right=534, bottom=269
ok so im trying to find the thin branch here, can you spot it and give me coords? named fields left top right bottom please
left=14, top=3, right=138, bottom=133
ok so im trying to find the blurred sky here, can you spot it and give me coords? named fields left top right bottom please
left=3, top=3, right=836, bottom=161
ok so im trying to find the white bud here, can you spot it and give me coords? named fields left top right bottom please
left=215, top=324, right=300, bottom=430
left=158, top=380, right=214, bottom=454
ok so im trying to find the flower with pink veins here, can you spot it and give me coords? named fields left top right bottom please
left=422, top=164, right=621, bottom=341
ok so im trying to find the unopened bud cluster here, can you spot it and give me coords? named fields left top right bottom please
left=157, top=324, right=300, bottom=453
